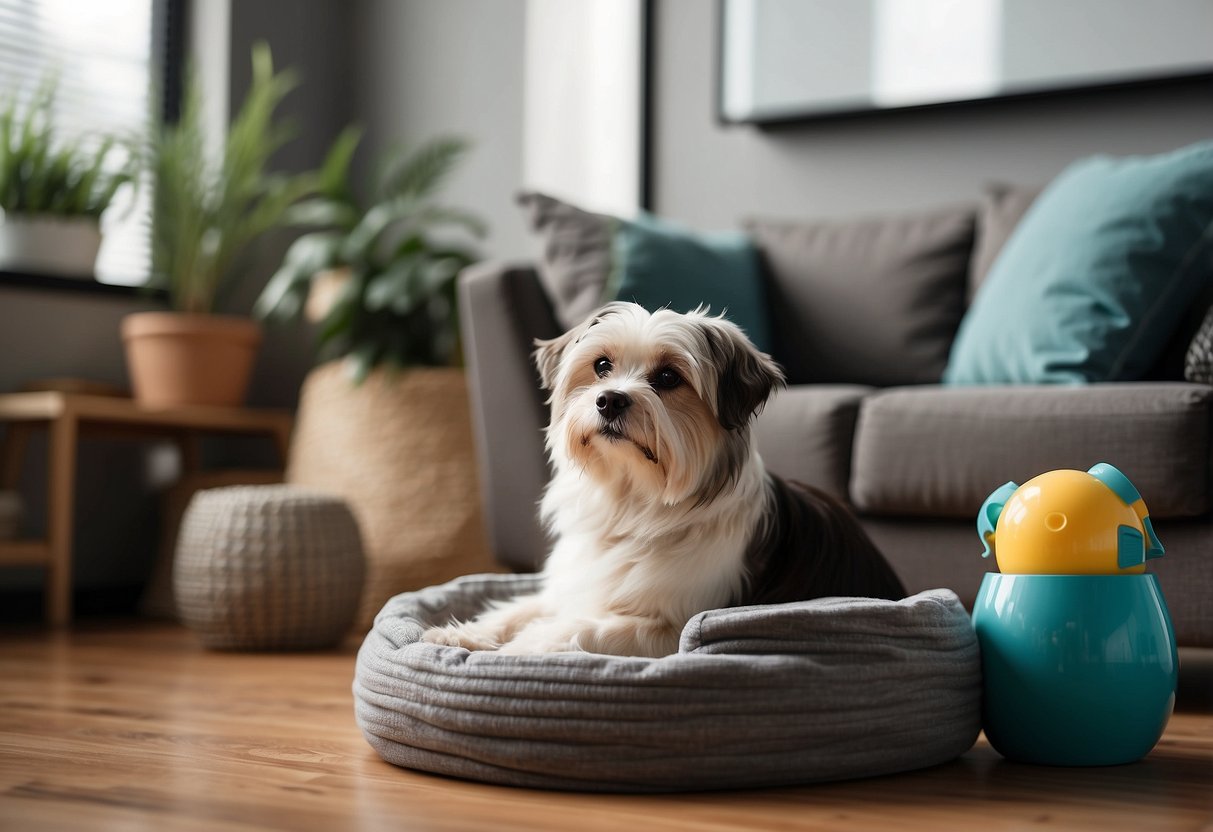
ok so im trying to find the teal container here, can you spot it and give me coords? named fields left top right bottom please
left=971, top=573, right=1177, bottom=766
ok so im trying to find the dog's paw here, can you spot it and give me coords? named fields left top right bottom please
left=495, top=636, right=581, bottom=655
left=495, top=621, right=588, bottom=655
left=420, top=624, right=499, bottom=651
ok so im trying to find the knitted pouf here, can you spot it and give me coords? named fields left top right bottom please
left=174, top=485, right=365, bottom=650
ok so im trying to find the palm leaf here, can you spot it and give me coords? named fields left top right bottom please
left=150, top=42, right=318, bottom=313
left=318, top=125, right=362, bottom=203
left=376, top=136, right=468, bottom=202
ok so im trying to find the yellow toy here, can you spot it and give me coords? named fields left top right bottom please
left=978, top=462, right=1164, bottom=574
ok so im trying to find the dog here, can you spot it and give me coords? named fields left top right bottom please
left=422, top=302, right=905, bottom=657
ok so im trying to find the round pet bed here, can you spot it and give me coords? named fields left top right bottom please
left=354, top=573, right=981, bottom=792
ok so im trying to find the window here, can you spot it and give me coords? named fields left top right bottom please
left=0, top=0, right=181, bottom=286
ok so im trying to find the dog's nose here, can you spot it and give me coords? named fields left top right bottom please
left=596, top=390, right=632, bottom=421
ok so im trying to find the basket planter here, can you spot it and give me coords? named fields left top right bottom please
left=0, top=215, right=101, bottom=277
left=287, top=362, right=498, bottom=628
left=121, top=312, right=262, bottom=408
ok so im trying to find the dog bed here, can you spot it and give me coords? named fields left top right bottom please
left=353, top=573, right=982, bottom=792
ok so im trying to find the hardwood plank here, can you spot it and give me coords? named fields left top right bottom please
left=0, top=623, right=1210, bottom=832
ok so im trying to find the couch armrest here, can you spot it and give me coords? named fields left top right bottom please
left=458, top=261, right=562, bottom=572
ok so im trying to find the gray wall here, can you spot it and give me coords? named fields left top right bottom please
left=0, top=289, right=162, bottom=594
left=656, top=0, right=1213, bottom=228
left=352, top=0, right=532, bottom=261
left=225, top=0, right=357, bottom=410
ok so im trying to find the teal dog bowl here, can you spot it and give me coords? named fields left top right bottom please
left=971, top=573, right=1177, bottom=766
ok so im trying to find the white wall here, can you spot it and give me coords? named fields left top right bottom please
left=523, top=0, right=642, bottom=216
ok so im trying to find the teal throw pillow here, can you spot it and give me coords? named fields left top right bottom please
left=945, top=141, right=1213, bottom=384
left=609, top=213, right=773, bottom=353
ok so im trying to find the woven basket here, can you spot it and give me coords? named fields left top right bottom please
left=287, top=363, right=498, bottom=629
left=174, top=485, right=365, bottom=649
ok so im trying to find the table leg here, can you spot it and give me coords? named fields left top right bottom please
left=46, top=415, right=77, bottom=627
left=1, top=423, right=32, bottom=489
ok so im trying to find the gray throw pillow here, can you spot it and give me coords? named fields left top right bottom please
left=969, top=183, right=1042, bottom=301
left=516, top=191, right=615, bottom=329
left=746, top=205, right=975, bottom=386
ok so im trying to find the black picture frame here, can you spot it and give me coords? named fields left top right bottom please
left=714, top=0, right=1213, bottom=129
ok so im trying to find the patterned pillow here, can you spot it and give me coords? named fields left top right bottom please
left=516, top=191, right=615, bottom=329
left=1185, top=304, right=1213, bottom=385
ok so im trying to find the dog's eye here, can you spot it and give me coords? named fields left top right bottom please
left=651, top=367, right=682, bottom=391
left=594, top=357, right=613, bottom=377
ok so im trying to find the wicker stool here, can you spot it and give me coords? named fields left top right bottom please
left=174, top=485, right=365, bottom=650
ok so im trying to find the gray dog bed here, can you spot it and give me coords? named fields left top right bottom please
left=354, top=573, right=982, bottom=792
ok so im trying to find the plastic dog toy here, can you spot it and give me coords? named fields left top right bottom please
left=977, top=462, right=1164, bottom=574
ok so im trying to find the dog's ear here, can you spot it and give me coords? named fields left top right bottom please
left=699, top=318, right=786, bottom=431
left=533, top=327, right=579, bottom=391
left=532, top=304, right=629, bottom=390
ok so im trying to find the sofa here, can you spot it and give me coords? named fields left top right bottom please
left=456, top=188, right=1213, bottom=648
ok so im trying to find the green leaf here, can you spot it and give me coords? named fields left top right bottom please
left=253, top=232, right=342, bottom=320
left=258, top=127, right=484, bottom=372
left=376, top=136, right=468, bottom=202
left=364, top=257, right=419, bottom=312
left=318, top=125, right=363, bottom=203
left=338, top=195, right=417, bottom=264
left=284, top=196, right=359, bottom=230
left=149, top=41, right=317, bottom=312
left=344, top=341, right=381, bottom=384
left=417, top=205, right=488, bottom=238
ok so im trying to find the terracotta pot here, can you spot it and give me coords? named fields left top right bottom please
left=287, top=362, right=500, bottom=627
left=121, top=312, right=262, bottom=408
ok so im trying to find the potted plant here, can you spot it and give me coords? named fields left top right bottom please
left=0, top=82, right=137, bottom=277
left=122, top=44, right=316, bottom=408
left=255, top=135, right=497, bottom=625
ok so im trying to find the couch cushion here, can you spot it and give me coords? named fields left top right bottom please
left=746, top=204, right=974, bottom=387
left=753, top=385, right=873, bottom=500
left=851, top=383, right=1212, bottom=519
left=946, top=142, right=1213, bottom=385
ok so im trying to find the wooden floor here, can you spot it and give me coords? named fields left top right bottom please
left=1, top=622, right=1210, bottom=832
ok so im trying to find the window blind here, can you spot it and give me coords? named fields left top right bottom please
left=0, top=0, right=177, bottom=285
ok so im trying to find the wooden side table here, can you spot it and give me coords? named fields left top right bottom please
left=0, top=392, right=293, bottom=626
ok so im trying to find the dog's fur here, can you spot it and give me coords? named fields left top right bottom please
left=423, top=302, right=904, bottom=657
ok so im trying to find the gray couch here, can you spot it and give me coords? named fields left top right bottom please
left=456, top=195, right=1213, bottom=648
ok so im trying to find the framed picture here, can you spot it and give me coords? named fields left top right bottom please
left=719, top=0, right=1213, bottom=125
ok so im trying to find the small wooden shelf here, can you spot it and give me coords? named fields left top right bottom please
left=0, top=540, right=51, bottom=566
left=0, top=391, right=293, bottom=626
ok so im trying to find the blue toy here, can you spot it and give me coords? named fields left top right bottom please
left=970, top=462, right=1177, bottom=766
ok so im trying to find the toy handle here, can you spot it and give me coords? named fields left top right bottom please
left=1088, top=463, right=1164, bottom=561
left=977, top=481, right=1019, bottom=559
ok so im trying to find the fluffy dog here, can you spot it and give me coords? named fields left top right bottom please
left=423, top=302, right=905, bottom=656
